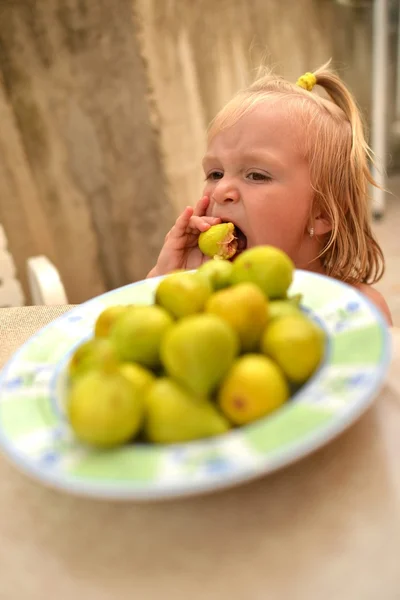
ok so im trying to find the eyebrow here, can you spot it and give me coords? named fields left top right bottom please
left=202, top=150, right=286, bottom=170
left=202, top=155, right=218, bottom=167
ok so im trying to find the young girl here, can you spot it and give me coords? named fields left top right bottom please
left=147, top=63, right=392, bottom=325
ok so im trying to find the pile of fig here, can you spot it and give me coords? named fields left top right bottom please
left=67, top=235, right=325, bottom=449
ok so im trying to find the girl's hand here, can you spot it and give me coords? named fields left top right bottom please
left=147, top=196, right=220, bottom=278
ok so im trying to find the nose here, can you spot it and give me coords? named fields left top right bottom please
left=212, top=179, right=241, bottom=205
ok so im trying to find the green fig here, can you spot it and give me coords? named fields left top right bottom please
left=161, top=313, right=239, bottom=396
left=197, top=259, right=234, bottom=291
left=111, top=305, right=173, bottom=369
left=268, top=299, right=302, bottom=323
left=205, top=283, right=268, bottom=352
left=68, top=337, right=117, bottom=380
left=231, top=245, right=294, bottom=299
left=261, top=314, right=325, bottom=383
left=198, top=222, right=237, bottom=259
left=119, top=362, right=155, bottom=397
left=218, top=354, right=289, bottom=425
left=155, top=272, right=211, bottom=319
left=287, top=293, right=303, bottom=306
left=94, top=305, right=130, bottom=338
left=145, top=378, right=230, bottom=443
left=68, top=367, right=144, bottom=448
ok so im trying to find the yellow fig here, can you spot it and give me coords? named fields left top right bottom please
left=145, top=378, right=230, bottom=443
left=198, top=223, right=238, bottom=259
left=68, top=338, right=116, bottom=380
left=231, top=245, right=294, bottom=299
left=197, top=259, right=234, bottom=290
left=111, top=305, right=173, bottom=369
left=261, top=314, right=325, bottom=383
left=218, top=354, right=289, bottom=425
left=161, top=313, right=239, bottom=396
left=155, top=272, right=211, bottom=319
left=68, top=367, right=144, bottom=448
left=94, top=305, right=130, bottom=338
left=205, top=283, right=268, bottom=352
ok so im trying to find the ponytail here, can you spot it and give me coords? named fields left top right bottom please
left=307, top=61, right=384, bottom=284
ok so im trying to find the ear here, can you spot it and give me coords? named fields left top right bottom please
left=313, top=207, right=332, bottom=236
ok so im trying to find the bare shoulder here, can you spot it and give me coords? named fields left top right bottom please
left=355, top=283, right=393, bottom=326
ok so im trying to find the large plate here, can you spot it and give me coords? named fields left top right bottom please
left=0, top=271, right=391, bottom=500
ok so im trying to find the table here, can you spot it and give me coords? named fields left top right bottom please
left=0, top=306, right=399, bottom=599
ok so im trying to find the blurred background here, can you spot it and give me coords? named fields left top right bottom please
left=0, top=0, right=399, bottom=320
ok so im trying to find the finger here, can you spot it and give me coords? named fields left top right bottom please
left=193, top=195, right=209, bottom=217
left=172, top=206, right=194, bottom=235
left=202, top=216, right=221, bottom=225
left=189, top=215, right=221, bottom=227
left=188, top=215, right=220, bottom=233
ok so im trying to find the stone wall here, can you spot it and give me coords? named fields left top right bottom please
left=0, top=0, right=375, bottom=302
left=0, top=0, right=175, bottom=303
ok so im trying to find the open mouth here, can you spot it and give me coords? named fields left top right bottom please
left=220, top=221, right=247, bottom=260
left=234, top=226, right=247, bottom=254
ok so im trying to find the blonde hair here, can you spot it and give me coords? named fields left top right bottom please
left=207, top=62, right=384, bottom=285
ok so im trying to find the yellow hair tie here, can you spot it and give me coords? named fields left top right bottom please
left=296, top=72, right=317, bottom=91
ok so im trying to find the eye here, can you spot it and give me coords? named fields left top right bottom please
left=206, top=171, right=224, bottom=181
left=247, top=172, right=272, bottom=182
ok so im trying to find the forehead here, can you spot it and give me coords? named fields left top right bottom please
left=206, top=97, right=305, bottom=161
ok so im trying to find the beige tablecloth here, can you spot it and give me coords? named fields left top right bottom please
left=0, top=307, right=399, bottom=600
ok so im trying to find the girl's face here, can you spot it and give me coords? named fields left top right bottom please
left=202, top=100, right=326, bottom=271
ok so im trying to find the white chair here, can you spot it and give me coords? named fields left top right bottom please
left=0, top=225, right=68, bottom=307
left=26, top=256, right=68, bottom=306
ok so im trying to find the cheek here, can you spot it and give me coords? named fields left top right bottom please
left=248, top=191, right=310, bottom=251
